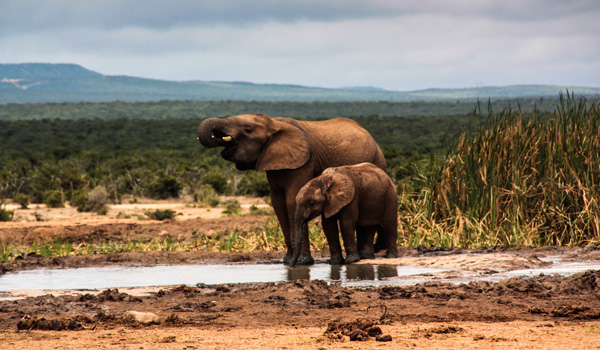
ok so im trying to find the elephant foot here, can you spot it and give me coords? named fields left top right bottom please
left=374, top=235, right=387, bottom=253
left=283, top=253, right=292, bottom=265
left=359, top=251, right=375, bottom=260
left=385, top=250, right=399, bottom=259
left=293, top=255, right=315, bottom=266
left=328, top=253, right=345, bottom=265
left=345, top=251, right=361, bottom=264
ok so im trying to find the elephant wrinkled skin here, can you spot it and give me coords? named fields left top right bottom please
left=290, top=162, right=399, bottom=267
left=197, top=114, right=386, bottom=265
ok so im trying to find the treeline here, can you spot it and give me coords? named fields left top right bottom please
left=0, top=98, right=558, bottom=121
left=0, top=113, right=470, bottom=205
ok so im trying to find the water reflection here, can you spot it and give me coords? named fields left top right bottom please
left=287, top=263, right=399, bottom=283
left=1, top=263, right=439, bottom=291
left=287, top=266, right=311, bottom=281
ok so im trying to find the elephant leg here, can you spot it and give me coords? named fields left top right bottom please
left=267, top=171, right=313, bottom=265
left=383, top=220, right=398, bottom=258
left=382, top=210, right=399, bottom=258
left=357, top=226, right=376, bottom=260
left=287, top=195, right=313, bottom=266
left=269, top=187, right=294, bottom=264
left=338, top=213, right=359, bottom=264
left=322, top=217, right=344, bottom=265
left=374, top=232, right=387, bottom=253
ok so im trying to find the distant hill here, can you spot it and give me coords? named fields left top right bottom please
left=0, top=63, right=102, bottom=79
left=1, top=63, right=599, bottom=104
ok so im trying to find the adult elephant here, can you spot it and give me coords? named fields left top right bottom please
left=197, top=114, right=386, bottom=265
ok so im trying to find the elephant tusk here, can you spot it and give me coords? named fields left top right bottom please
left=222, top=136, right=233, bottom=142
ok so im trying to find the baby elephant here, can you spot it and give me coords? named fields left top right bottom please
left=289, top=162, right=398, bottom=267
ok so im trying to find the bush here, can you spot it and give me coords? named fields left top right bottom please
left=147, top=175, right=182, bottom=199
left=202, top=172, right=229, bottom=194
left=43, top=190, right=64, bottom=208
left=13, top=194, right=30, bottom=209
left=222, top=200, right=241, bottom=215
left=70, top=186, right=109, bottom=213
left=86, top=186, right=109, bottom=212
left=193, top=185, right=220, bottom=207
left=0, top=206, right=13, bottom=221
left=237, top=173, right=270, bottom=197
left=69, top=189, right=89, bottom=212
left=145, top=209, right=175, bottom=221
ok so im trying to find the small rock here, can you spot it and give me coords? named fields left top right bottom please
left=376, top=334, right=393, bottom=342
left=366, top=326, right=383, bottom=337
left=123, top=311, right=160, bottom=324
left=349, top=330, right=369, bottom=341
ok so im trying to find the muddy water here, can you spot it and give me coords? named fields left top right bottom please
left=0, top=263, right=441, bottom=291
left=2, top=258, right=600, bottom=291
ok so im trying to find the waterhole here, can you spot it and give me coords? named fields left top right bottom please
left=0, top=263, right=440, bottom=291
left=2, top=259, right=599, bottom=292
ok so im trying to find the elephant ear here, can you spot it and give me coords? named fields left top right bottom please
left=256, top=118, right=310, bottom=171
left=324, top=170, right=355, bottom=218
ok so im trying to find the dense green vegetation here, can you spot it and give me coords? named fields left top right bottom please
left=2, top=94, right=599, bottom=249
left=0, top=98, right=559, bottom=121
left=0, top=111, right=464, bottom=204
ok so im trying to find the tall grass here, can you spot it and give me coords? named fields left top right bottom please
left=423, top=92, right=600, bottom=247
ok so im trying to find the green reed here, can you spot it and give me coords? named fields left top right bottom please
left=425, top=92, right=600, bottom=247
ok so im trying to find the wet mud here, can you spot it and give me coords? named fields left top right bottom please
left=2, top=216, right=600, bottom=349
left=1, top=272, right=600, bottom=348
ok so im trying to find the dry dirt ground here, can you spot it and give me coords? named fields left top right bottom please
left=1, top=199, right=600, bottom=349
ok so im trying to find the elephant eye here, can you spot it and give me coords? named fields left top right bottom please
left=244, top=126, right=252, bottom=133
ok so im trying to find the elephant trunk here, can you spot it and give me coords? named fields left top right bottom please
left=289, top=210, right=305, bottom=268
left=197, top=118, right=232, bottom=148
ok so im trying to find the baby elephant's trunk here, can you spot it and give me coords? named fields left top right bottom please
left=288, top=216, right=304, bottom=268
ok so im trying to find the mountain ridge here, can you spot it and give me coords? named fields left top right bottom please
left=1, top=63, right=598, bottom=104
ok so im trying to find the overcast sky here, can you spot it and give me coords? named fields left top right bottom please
left=1, top=0, right=599, bottom=91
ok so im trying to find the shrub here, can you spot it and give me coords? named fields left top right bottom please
left=43, top=190, right=64, bottom=208
left=69, top=189, right=89, bottom=212
left=201, top=172, right=229, bottom=194
left=222, top=200, right=241, bottom=215
left=70, top=186, right=109, bottom=213
left=193, top=185, right=220, bottom=207
left=147, top=175, right=182, bottom=199
left=13, top=194, right=30, bottom=209
left=237, top=173, right=270, bottom=197
left=146, top=209, right=175, bottom=221
left=0, top=206, right=13, bottom=221
left=86, top=186, right=109, bottom=212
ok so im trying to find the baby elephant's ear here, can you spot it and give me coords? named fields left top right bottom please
left=324, top=171, right=355, bottom=218
left=256, top=119, right=310, bottom=171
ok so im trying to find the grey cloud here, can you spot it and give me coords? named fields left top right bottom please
left=1, top=0, right=598, bottom=90
left=3, top=0, right=599, bottom=35
left=0, top=0, right=400, bottom=34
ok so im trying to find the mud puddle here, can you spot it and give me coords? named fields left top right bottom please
left=0, top=263, right=441, bottom=291
left=2, top=257, right=600, bottom=291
